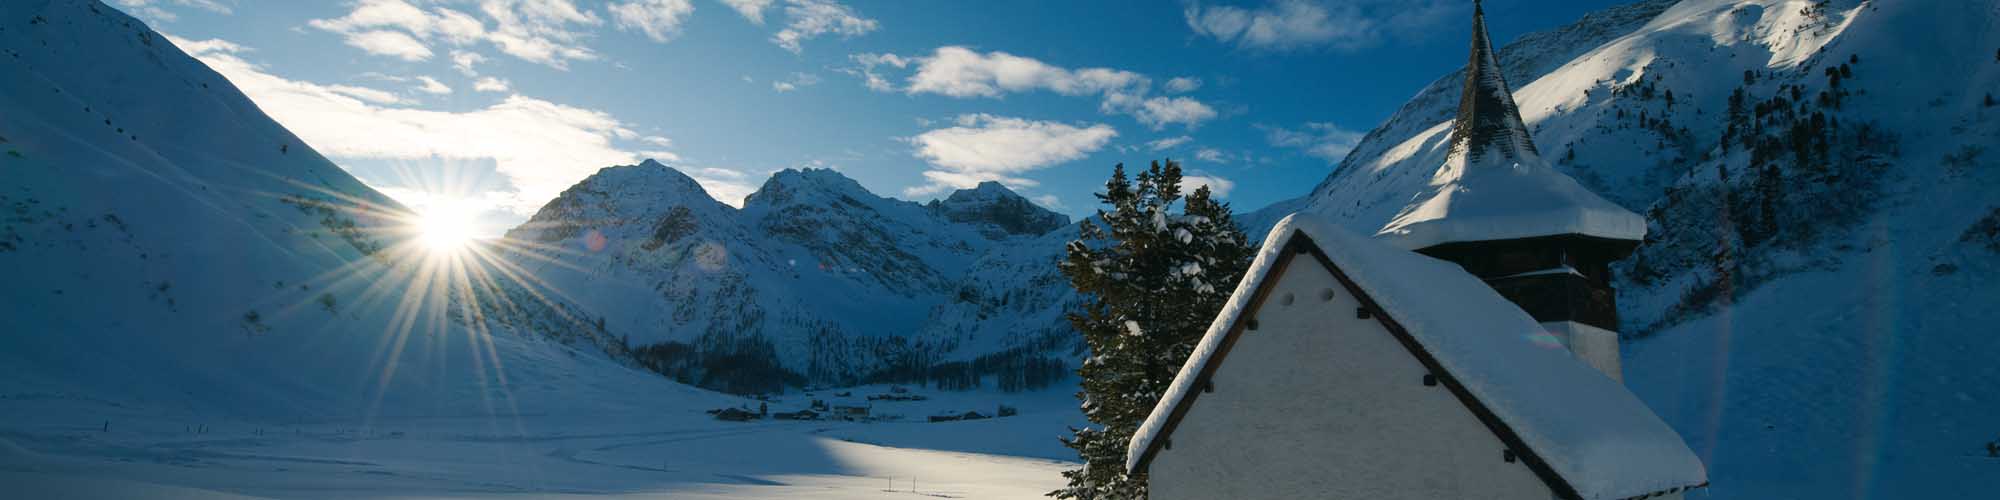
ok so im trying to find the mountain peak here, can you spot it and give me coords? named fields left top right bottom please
left=585, top=159, right=713, bottom=200
left=504, top=159, right=726, bottom=242
left=944, top=181, right=1024, bottom=202
left=743, top=168, right=876, bottom=209
left=930, top=182, right=1069, bottom=237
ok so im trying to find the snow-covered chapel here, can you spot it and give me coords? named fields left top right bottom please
left=1126, top=3, right=1707, bottom=499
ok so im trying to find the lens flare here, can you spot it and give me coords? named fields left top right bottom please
left=416, top=200, right=477, bottom=252
left=243, top=158, right=620, bottom=431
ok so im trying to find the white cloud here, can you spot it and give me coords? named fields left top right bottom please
left=326, top=84, right=405, bottom=105
left=871, top=46, right=1218, bottom=130
left=172, top=36, right=672, bottom=215
left=771, top=72, right=821, bottom=92
left=683, top=166, right=758, bottom=206
left=1147, top=136, right=1193, bottom=151
left=719, top=0, right=875, bottom=52
left=635, top=150, right=683, bottom=163
left=473, top=76, right=512, bottom=92
left=308, top=0, right=601, bottom=69
left=609, top=0, right=697, bottom=42
left=430, top=7, right=489, bottom=43
left=450, top=50, right=487, bottom=77
left=846, top=52, right=910, bottom=92
left=358, top=72, right=412, bottom=83
left=771, top=0, right=877, bottom=54
left=1185, top=0, right=1459, bottom=51
left=343, top=30, right=435, bottom=61
left=112, top=0, right=232, bottom=23
left=1101, top=93, right=1218, bottom=130
left=478, top=0, right=603, bottom=68
left=165, top=36, right=248, bottom=54
left=1165, top=76, right=1202, bottom=93
left=307, top=0, right=482, bottom=54
left=414, top=75, right=453, bottom=95
left=905, top=114, right=1116, bottom=196
left=719, top=0, right=776, bottom=24
left=905, top=46, right=1144, bottom=98
left=1030, top=194, right=1066, bottom=211
left=1194, top=147, right=1228, bottom=163
left=1181, top=171, right=1235, bottom=198
left=1260, top=122, right=1365, bottom=162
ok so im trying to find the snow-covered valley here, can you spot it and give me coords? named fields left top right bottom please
left=4, top=0, right=1998, bottom=498
left=2, top=384, right=1080, bottom=499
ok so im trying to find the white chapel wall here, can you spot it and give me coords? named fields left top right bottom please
left=1148, top=254, right=1555, bottom=500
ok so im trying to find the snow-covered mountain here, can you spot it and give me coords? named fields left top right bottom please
left=0, top=0, right=729, bottom=419
left=926, top=181, right=1072, bottom=239
left=1292, top=0, right=2000, bottom=497
left=501, top=162, right=1078, bottom=393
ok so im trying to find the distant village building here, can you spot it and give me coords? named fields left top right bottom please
left=711, top=407, right=757, bottom=422
left=829, top=398, right=870, bottom=419
left=773, top=409, right=819, bottom=421
left=1127, top=3, right=1705, bottom=499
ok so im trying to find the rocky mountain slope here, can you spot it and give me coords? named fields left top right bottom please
left=1294, top=0, right=2000, bottom=497
left=0, top=0, right=728, bottom=420
left=502, top=163, right=1076, bottom=393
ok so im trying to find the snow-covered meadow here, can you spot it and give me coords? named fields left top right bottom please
left=1, top=384, right=1081, bottom=499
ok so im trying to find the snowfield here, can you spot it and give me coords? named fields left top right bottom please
left=1, top=385, right=1079, bottom=499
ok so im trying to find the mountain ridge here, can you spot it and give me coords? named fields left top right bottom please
left=0, top=0, right=726, bottom=419
left=497, top=160, right=1080, bottom=393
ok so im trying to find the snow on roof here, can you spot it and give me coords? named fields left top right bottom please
left=1373, top=1, right=1645, bottom=250
left=1128, top=213, right=1705, bottom=499
left=1373, top=151, right=1648, bottom=250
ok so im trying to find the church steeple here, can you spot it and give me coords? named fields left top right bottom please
left=1450, top=0, right=1541, bottom=165
left=1375, top=1, right=1653, bottom=382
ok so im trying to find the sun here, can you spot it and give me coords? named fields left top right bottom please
left=414, top=201, right=477, bottom=252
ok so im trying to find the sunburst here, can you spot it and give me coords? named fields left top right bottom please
left=243, top=158, right=617, bottom=426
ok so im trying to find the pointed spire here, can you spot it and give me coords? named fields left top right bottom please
left=1450, top=0, right=1541, bottom=164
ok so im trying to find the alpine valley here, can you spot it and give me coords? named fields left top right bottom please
left=3, top=0, right=1997, bottom=498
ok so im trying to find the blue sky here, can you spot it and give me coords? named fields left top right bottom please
left=127, top=0, right=1629, bottom=236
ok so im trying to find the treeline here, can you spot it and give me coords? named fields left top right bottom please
left=1626, top=56, right=1898, bottom=336
left=629, top=337, right=805, bottom=395
left=915, top=347, right=1070, bottom=392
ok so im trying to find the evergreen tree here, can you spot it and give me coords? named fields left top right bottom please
left=1050, top=160, right=1252, bottom=500
left=1752, top=162, right=1783, bottom=246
